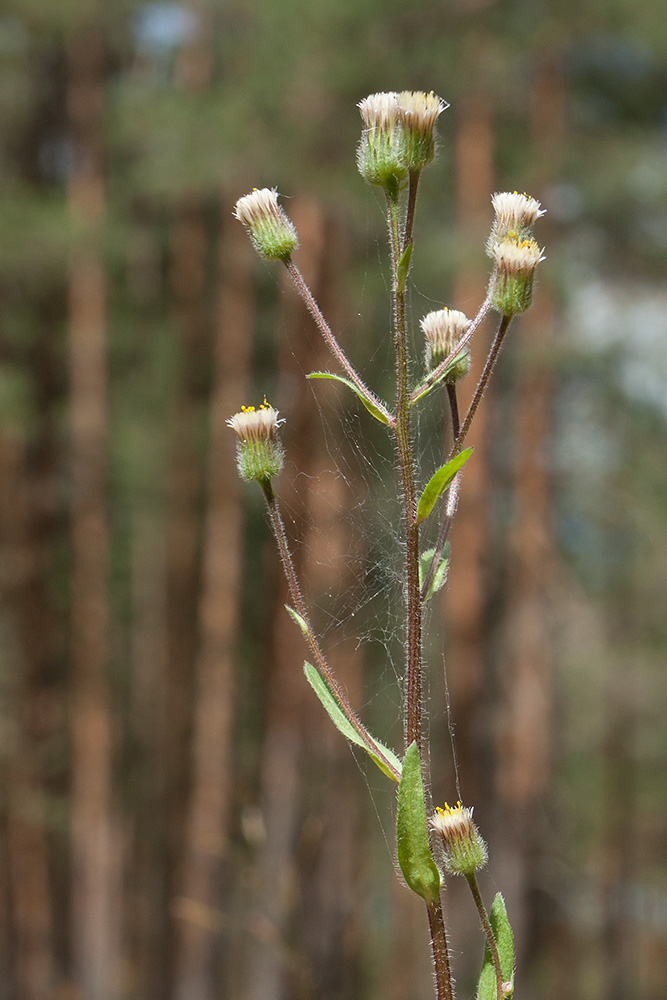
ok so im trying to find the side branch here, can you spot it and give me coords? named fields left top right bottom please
left=410, top=297, right=491, bottom=405
left=262, top=481, right=401, bottom=782
left=284, top=259, right=395, bottom=425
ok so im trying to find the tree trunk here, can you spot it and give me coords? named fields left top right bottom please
left=172, top=207, right=255, bottom=1000
left=66, top=24, right=119, bottom=1000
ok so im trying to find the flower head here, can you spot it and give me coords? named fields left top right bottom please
left=490, top=235, right=545, bottom=316
left=431, top=801, right=488, bottom=876
left=396, top=90, right=448, bottom=171
left=420, top=308, right=471, bottom=380
left=486, top=191, right=545, bottom=257
left=227, top=400, right=285, bottom=483
left=357, top=92, right=407, bottom=196
left=234, top=188, right=298, bottom=262
left=357, top=90, right=447, bottom=194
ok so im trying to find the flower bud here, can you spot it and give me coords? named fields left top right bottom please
left=420, top=308, right=471, bottom=381
left=357, top=92, right=407, bottom=197
left=227, top=401, right=285, bottom=483
left=234, top=188, right=298, bottom=262
left=486, top=191, right=545, bottom=258
left=431, top=801, right=488, bottom=876
left=490, top=235, right=545, bottom=317
left=396, top=90, right=448, bottom=172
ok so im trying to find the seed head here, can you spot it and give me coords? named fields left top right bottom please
left=490, top=235, right=545, bottom=317
left=431, top=801, right=488, bottom=876
left=234, top=188, right=298, bottom=262
left=420, top=308, right=471, bottom=381
left=227, top=400, right=285, bottom=483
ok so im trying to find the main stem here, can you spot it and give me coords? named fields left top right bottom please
left=387, top=192, right=454, bottom=1000
left=427, top=898, right=455, bottom=1000
left=387, top=193, right=422, bottom=754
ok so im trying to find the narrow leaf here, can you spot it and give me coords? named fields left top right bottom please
left=307, top=372, right=390, bottom=424
left=419, top=544, right=450, bottom=602
left=304, top=662, right=401, bottom=781
left=410, top=352, right=471, bottom=405
left=285, top=605, right=310, bottom=637
left=416, top=448, right=473, bottom=525
left=396, top=242, right=413, bottom=294
left=476, top=893, right=515, bottom=1000
left=396, top=742, right=441, bottom=903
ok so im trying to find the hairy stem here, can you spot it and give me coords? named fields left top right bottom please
left=261, top=480, right=400, bottom=781
left=450, top=313, right=512, bottom=457
left=466, top=873, right=504, bottom=1000
left=284, top=259, right=394, bottom=425
left=410, top=297, right=491, bottom=405
left=403, top=169, right=421, bottom=253
left=421, top=313, right=512, bottom=598
left=419, top=384, right=460, bottom=601
left=386, top=192, right=423, bottom=754
left=427, top=897, right=455, bottom=1000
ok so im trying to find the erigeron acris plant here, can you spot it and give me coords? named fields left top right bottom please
left=228, top=91, right=545, bottom=1000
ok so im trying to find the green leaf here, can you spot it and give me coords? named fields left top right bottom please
left=396, top=242, right=413, bottom=294
left=416, top=448, right=473, bottom=525
left=304, top=662, right=402, bottom=782
left=285, top=605, right=310, bottom=637
left=476, top=893, right=515, bottom=1000
left=396, top=742, right=441, bottom=902
left=307, top=372, right=390, bottom=424
left=419, top=543, right=450, bottom=601
left=410, top=352, right=471, bottom=404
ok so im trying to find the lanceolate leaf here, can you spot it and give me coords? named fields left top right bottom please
left=285, top=605, right=310, bottom=638
left=304, top=662, right=402, bottom=782
left=476, top=893, right=515, bottom=1000
left=410, top=352, right=471, bottom=404
left=396, top=242, right=413, bottom=294
left=307, top=372, right=391, bottom=424
left=396, top=742, right=441, bottom=903
left=416, top=448, right=473, bottom=525
left=419, top=544, right=450, bottom=601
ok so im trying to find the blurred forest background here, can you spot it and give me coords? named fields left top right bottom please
left=0, top=1, right=666, bottom=999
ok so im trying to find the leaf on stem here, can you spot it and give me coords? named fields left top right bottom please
left=307, top=372, right=391, bottom=425
left=396, top=742, right=441, bottom=903
left=419, top=543, right=450, bottom=601
left=416, top=448, right=473, bottom=525
left=476, top=893, right=515, bottom=1000
left=410, top=352, right=472, bottom=405
left=396, top=242, right=413, bottom=294
left=304, top=662, right=402, bottom=782
left=286, top=605, right=310, bottom=637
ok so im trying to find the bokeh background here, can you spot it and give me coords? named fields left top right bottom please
left=0, top=1, right=666, bottom=998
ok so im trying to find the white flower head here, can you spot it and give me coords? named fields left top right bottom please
left=431, top=801, right=488, bottom=876
left=491, top=191, right=545, bottom=230
left=420, top=308, right=471, bottom=379
left=234, top=188, right=298, bottom=261
left=227, top=401, right=285, bottom=483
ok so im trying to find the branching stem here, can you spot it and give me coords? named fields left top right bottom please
left=421, top=313, right=512, bottom=599
left=261, top=480, right=401, bottom=782
left=410, top=297, right=491, bottom=405
left=465, top=873, right=504, bottom=1000
left=284, top=259, right=394, bottom=425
